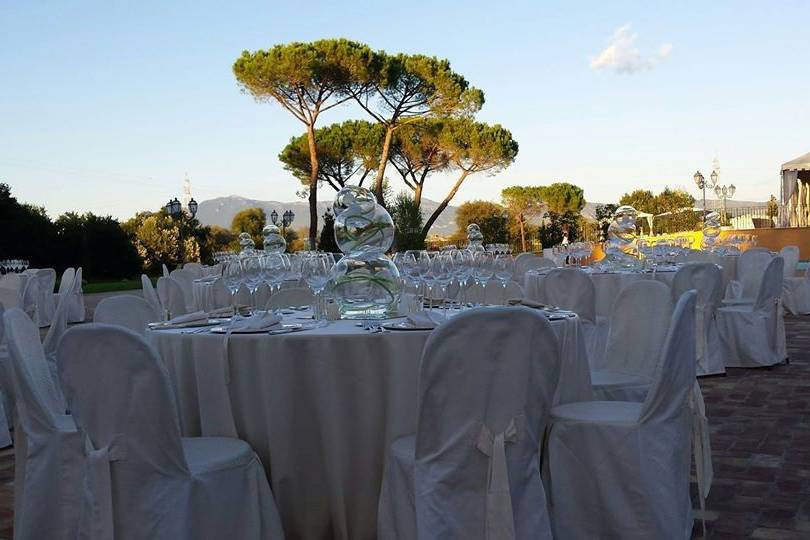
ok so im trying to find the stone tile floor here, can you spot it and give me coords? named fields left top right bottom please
left=0, top=313, right=807, bottom=538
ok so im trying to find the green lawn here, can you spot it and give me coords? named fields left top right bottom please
left=83, top=279, right=148, bottom=294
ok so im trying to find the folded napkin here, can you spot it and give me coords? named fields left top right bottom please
left=507, top=298, right=545, bottom=309
left=227, top=312, right=282, bottom=333
left=404, top=311, right=447, bottom=329
left=208, top=305, right=251, bottom=318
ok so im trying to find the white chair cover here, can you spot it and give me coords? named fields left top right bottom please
left=66, top=267, right=85, bottom=323
left=725, top=247, right=772, bottom=302
left=43, top=270, right=79, bottom=360
left=0, top=287, right=22, bottom=310
left=547, top=291, right=697, bottom=539
left=20, top=274, right=40, bottom=324
left=93, top=294, right=158, bottom=336
left=162, top=263, right=170, bottom=278
left=157, top=277, right=189, bottom=318
left=57, top=267, right=75, bottom=297
left=783, top=263, right=810, bottom=315
left=266, top=288, right=315, bottom=311
left=3, top=308, right=81, bottom=540
left=514, top=254, right=555, bottom=283
left=591, top=280, right=673, bottom=402
left=141, top=274, right=162, bottom=316
left=57, top=324, right=285, bottom=540
left=234, top=282, right=253, bottom=306
left=169, top=268, right=196, bottom=311
left=183, top=262, right=204, bottom=277
left=672, top=262, right=726, bottom=376
left=543, top=268, right=608, bottom=368
left=0, top=306, right=11, bottom=448
left=30, top=268, right=57, bottom=327
left=718, top=256, right=786, bottom=367
left=378, top=307, right=560, bottom=539
left=465, top=281, right=524, bottom=306
left=254, top=282, right=272, bottom=308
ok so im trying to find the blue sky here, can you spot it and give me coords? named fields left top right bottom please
left=2, top=0, right=809, bottom=219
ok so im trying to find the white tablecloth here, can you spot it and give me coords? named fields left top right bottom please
left=524, top=269, right=678, bottom=318
left=149, top=309, right=590, bottom=540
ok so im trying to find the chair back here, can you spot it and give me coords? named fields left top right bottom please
left=43, top=270, right=80, bottom=358
left=603, top=280, right=672, bottom=378
left=738, top=248, right=773, bottom=298
left=182, top=262, right=204, bottom=278
left=141, top=274, right=162, bottom=315
left=779, top=246, right=800, bottom=279
left=641, top=291, right=696, bottom=423
left=414, top=307, right=560, bottom=538
left=514, top=254, right=555, bottom=282
left=3, top=308, right=66, bottom=431
left=169, top=269, right=195, bottom=306
left=266, top=288, right=314, bottom=310
left=162, top=263, right=170, bottom=278
left=543, top=268, right=596, bottom=322
left=57, top=324, right=188, bottom=476
left=57, top=267, right=75, bottom=295
left=157, top=277, right=188, bottom=317
left=754, top=256, right=784, bottom=312
left=93, top=295, right=158, bottom=336
left=672, top=263, right=723, bottom=311
left=484, top=280, right=525, bottom=305
left=0, top=287, right=22, bottom=310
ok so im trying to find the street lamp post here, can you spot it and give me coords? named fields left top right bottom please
left=693, top=169, right=719, bottom=224
left=270, top=209, right=295, bottom=235
left=714, top=183, right=736, bottom=224
left=165, top=197, right=198, bottom=264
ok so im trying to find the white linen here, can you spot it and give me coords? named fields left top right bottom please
left=725, top=247, right=773, bottom=303
left=783, top=263, right=810, bottom=315
left=65, top=267, right=85, bottom=323
left=148, top=309, right=590, bottom=540
left=0, top=287, right=22, bottom=310
left=591, top=280, right=673, bottom=401
left=57, top=324, right=285, bottom=540
left=672, top=263, right=726, bottom=376
left=183, top=262, right=204, bottom=277
left=525, top=267, right=677, bottom=318
left=3, top=308, right=81, bottom=540
left=43, top=271, right=78, bottom=360
left=513, top=253, right=555, bottom=283
left=157, top=276, right=189, bottom=318
left=193, top=278, right=299, bottom=311
left=93, top=294, right=159, bottom=336
left=26, top=268, right=56, bottom=327
left=718, top=256, right=786, bottom=367
left=404, top=310, right=447, bottom=329
left=378, top=307, right=560, bottom=539
left=226, top=312, right=282, bottom=332
left=547, top=291, right=697, bottom=539
left=541, top=268, right=609, bottom=369
left=141, top=274, right=162, bottom=316
left=465, top=281, right=525, bottom=306
left=170, top=268, right=197, bottom=311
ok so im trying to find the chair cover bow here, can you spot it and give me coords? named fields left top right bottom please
left=84, top=434, right=127, bottom=540
left=689, top=381, right=713, bottom=535
left=475, top=418, right=519, bottom=540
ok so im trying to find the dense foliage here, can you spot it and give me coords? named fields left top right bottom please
left=390, top=193, right=426, bottom=251
left=451, top=200, right=509, bottom=246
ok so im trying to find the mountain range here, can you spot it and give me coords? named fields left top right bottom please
left=197, top=195, right=768, bottom=236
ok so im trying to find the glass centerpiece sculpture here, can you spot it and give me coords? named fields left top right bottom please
left=466, top=223, right=485, bottom=252
left=262, top=224, right=287, bottom=254
left=702, top=211, right=722, bottom=250
left=237, top=232, right=256, bottom=257
left=604, top=205, right=640, bottom=268
left=330, top=186, right=401, bottom=319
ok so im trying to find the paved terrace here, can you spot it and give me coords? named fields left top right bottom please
left=0, top=294, right=807, bottom=539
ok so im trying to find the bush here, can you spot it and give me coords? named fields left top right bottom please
left=390, top=193, right=425, bottom=251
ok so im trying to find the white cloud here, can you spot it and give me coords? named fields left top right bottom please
left=590, top=24, right=672, bottom=74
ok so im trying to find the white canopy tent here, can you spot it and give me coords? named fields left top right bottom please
left=781, top=151, right=810, bottom=227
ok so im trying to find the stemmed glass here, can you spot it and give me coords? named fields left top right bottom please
left=302, top=253, right=331, bottom=327
left=241, top=256, right=263, bottom=302
left=450, top=249, right=473, bottom=307
left=472, top=251, right=495, bottom=305
left=223, top=259, right=243, bottom=306
left=262, top=253, right=289, bottom=294
left=430, top=252, right=453, bottom=315
left=494, top=254, right=514, bottom=290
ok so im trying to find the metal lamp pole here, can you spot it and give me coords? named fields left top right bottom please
left=693, top=169, right=718, bottom=224
left=165, top=197, right=198, bottom=264
left=714, top=184, right=736, bottom=224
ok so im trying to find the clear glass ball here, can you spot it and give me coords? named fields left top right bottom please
left=334, top=202, right=395, bottom=254
left=330, top=249, right=402, bottom=319
left=262, top=224, right=287, bottom=254
left=333, top=185, right=377, bottom=215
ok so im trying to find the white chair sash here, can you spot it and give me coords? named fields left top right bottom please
left=84, top=434, right=126, bottom=540
left=475, top=418, right=519, bottom=540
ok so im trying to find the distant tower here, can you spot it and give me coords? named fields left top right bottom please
left=181, top=173, right=192, bottom=207
left=712, top=153, right=720, bottom=179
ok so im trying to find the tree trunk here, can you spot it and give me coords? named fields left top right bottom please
left=421, top=170, right=470, bottom=238
left=306, top=124, right=319, bottom=250
left=414, top=183, right=423, bottom=207
left=373, top=125, right=395, bottom=204
left=518, top=214, right=526, bottom=252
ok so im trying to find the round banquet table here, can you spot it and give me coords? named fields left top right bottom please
left=524, top=268, right=678, bottom=318
left=149, top=308, right=591, bottom=540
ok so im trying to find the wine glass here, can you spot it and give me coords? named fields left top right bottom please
left=302, top=253, right=331, bottom=326
left=450, top=249, right=473, bottom=306
left=494, top=254, right=514, bottom=289
left=222, top=259, right=243, bottom=305
left=472, top=251, right=495, bottom=304
left=262, top=253, right=289, bottom=294
left=430, top=252, right=453, bottom=315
